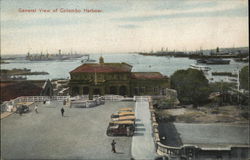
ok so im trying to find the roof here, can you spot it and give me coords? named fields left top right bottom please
left=0, top=80, right=52, bottom=102
left=70, top=63, right=132, bottom=73
left=131, top=72, right=167, bottom=79
left=0, top=81, right=43, bottom=102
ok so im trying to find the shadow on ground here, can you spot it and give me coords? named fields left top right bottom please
left=158, top=122, right=183, bottom=147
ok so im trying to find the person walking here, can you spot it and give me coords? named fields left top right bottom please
left=34, top=105, right=38, bottom=113
left=61, top=107, right=65, bottom=117
left=111, top=139, right=116, bottom=153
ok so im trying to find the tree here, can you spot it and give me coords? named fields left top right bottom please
left=209, top=82, right=235, bottom=105
left=170, top=68, right=210, bottom=105
left=239, top=66, right=249, bottom=90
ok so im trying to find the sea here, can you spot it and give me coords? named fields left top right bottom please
left=1, top=53, right=248, bottom=82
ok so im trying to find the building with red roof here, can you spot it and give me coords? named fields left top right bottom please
left=69, top=57, right=169, bottom=98
left=0, top=80, right=54, bottom=103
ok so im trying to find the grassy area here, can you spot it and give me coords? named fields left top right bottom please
left=155, top=105, right=249, bottom=124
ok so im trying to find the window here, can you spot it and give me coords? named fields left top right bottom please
left=134, top=87, right=139, bottom=95
left=139, top=87, right=145, bottom=93
left=154, top=87, right=158, bottom=93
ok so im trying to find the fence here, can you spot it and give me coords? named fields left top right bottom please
left=1, top=96, right=70, bottom=113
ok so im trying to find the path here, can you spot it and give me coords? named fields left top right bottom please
left=132, top=96, right=157, bottom=160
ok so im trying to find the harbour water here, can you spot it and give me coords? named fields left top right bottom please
left=1, top=53, right=247, bottom=82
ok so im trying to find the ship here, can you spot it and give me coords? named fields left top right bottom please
left=189, top=64, right=211, bottom=72
left=196, top=58, right=230, bottom=64
left=26, top=50, right=83, bottom=61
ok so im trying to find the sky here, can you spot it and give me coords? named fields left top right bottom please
left=1, top=0, right=248, bottom=55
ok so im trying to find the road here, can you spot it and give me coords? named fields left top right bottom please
left=131, top=97, right=157, bottom=160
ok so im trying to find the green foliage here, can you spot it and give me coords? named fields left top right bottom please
left=170, top=68, right=210, bottom=105
left=239, top=66, right=249, bottom=90
left=209, top=82, right=235, bottom=93
left=153, top=98, right=176, bottom=109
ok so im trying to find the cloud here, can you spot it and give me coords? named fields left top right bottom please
left=118, top=24, right=140, bottom=29
left=113, top=6, right=248, bottom=22
left=153, top=0, right=218, bottom=11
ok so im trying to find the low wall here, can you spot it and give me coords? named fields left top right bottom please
left=1, top=96, right=70, bottom=113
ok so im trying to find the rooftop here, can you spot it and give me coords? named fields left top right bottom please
left=70, top=63, right=132, bottom=73
left=0, top=81, right=46, bottom=102
left=131, top=72, right=167, bottom=79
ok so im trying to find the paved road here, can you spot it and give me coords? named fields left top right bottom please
left=131, top=97, right=157, bottom=160
left=1, top=101, right=134, bottom=160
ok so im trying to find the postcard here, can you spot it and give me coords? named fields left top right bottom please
left=1, top=0, right=249, bottom=160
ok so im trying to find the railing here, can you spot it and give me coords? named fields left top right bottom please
left=157, top=142, right=182, bottom=156
left=1, top=96, right=70, bottom=112
left=12, top=96, right=70, bottom=102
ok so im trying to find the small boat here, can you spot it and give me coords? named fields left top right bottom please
left=81, top=57, right=96, bottom=63
left=205, top=59, right=230, bottom=64
left=196, top=59, right=207, bottom=63
left=190, top=64, right=211, bottom=71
